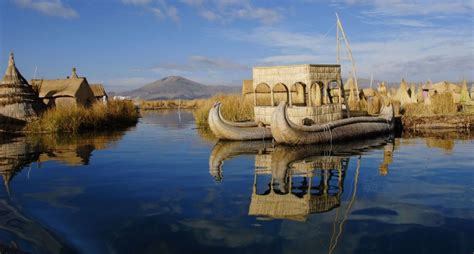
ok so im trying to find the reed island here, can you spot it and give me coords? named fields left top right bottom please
left=0, top=52, right=139, bottom=134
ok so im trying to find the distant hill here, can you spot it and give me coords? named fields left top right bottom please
left=119, top=76, right=240, bottom=100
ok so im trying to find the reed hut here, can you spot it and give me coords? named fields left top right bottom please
left=393, top=78, right=412, bottom=106
left=31, top=68, right=95, bottom=108
left=90, top=84, right=108, bottom=103
left=459, top=80, right=471, bottom=104
left=0, top=52, right=45, bottom=122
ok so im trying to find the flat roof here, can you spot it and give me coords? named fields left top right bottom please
left=253, top=64, right=341, bottom=69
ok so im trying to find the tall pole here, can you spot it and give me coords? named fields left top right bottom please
left=336, top=23, right=340, bottom=64
left=336, top=13, right=359, bottom=100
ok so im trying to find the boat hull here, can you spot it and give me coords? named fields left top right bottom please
left=208, top=103, right=273, bottom=141
left=271, top=102, right=394, bottom=145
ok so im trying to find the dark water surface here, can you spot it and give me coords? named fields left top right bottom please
left=1, top=110, right=473, bottom=254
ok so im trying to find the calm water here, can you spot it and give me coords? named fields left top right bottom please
left=0, top=110, right=473, bottom=254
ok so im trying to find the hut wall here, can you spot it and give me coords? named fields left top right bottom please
left=75, top=81, right=95, bottom=107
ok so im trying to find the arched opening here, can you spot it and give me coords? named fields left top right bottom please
left=255, top=83, right=271, bottom=106
left=328, top=80, right=341, bottom=104
left=310, top=82, right=323, bottom=106
left=291, top=82, right=307, bottom=106
left=273, top=83, right=289, bottom=105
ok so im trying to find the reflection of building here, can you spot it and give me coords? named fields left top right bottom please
left=0, top=135, right=40, bottom=195
left=249, top=150, right=348, bottom=221
left=0, top=132, right=125, bottom=194
left=379, top=143, right=394, bottom=176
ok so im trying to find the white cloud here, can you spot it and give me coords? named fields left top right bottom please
left=14, top=0, right=78, bottom=18
left=182, top=0, right=283, bottom=24
left=122, top=0, right=180, bottom=23
left=337, top=0, right=473, bottom=16
left=140, top=55, right=248, bottom=73
left=122, top=0, right=152, bottom=5
left=227, top=24, right=474, bottom=82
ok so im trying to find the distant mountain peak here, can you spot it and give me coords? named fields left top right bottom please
left=119, top=76, right=239, bottom=100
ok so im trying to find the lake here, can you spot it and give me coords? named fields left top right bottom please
left=1, top=110, right=473, bottom=254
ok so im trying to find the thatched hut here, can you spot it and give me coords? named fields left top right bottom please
left=90, top=84, right=108, bottom=103
left=393, top=78, right=412, bottom=106
left=0, top=53, right=44, bottom=122
left=459, top=80, right=471, bottom=104
left=31, top=68, right=95, bottom=108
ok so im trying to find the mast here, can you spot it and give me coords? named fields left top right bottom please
left=336, top=22, right=340, bottom=64
left=336, top=13, right=359, bottom=100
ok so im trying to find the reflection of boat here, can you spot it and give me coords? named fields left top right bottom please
left=209, top=141, right=270, bottom=182
left=249, top=152, right=349, bottom=221
left=207, top=136, right=393, bottom=222
left=208, top=102, right=272, bottom=141
left=271, top=102, right=394, bottom=145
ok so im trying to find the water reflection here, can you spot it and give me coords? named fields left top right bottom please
left=0, top=198, right=75, bottom=253
left=0, top=132, right=126, bottom=194
left=209, top=137, right=393, bottom=222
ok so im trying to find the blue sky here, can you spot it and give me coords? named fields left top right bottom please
left=1, top=0, right=473, bottom=92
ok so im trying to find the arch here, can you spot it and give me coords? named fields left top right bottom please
left=310, top=82, right=323, bottom=106
left=255, top=83, right=271, bottom=106
left=273, top=83, right=289, bottom=106
left=291, top=82, right=307, bottom=106
left=327, top=80, right=341, bottom=104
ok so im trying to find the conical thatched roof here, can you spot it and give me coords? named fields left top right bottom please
left=0, top=52, right=44, bottom=122
left=459, top=80, right=471, bottom=103
left=394, top=78, right=412, bottom=106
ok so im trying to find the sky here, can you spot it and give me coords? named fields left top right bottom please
left=0, top=0, right=473, bottom=92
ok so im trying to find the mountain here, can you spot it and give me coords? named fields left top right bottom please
left=120, top=76, right=240, bottom=100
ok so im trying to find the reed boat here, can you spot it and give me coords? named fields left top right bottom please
left=271, top=102, right=394, bottom=145
left=208, top=102, right=272, bottom=141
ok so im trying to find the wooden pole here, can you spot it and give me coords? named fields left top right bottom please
left=336, top=13, right=359, bottom=101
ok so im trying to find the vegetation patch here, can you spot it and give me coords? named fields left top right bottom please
left=192, top=94, right=254, bottom=127
left=25, top=100, right=139, bottom=133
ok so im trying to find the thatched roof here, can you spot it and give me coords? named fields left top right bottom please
left=90, top=84, right=107, bottom=98
left=432, top=81, right=461, bottom=93
left=393, top=78, right=412, bottom=106
left=31, top=78, right=88, bottom=98
left=0, top=52, right=44, bottom=121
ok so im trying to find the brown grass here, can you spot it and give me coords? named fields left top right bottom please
left=25, top=100, right=139, bottom=133
left=403, top=92, right=457, bottom=116
left=193, top=93, right=254, bottom=127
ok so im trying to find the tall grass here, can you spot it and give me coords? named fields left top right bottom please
left=193, top=94, right=254, bottom=127
left=403, top=92, right=457, bottom=116
left=26, top=100, right=139, bottom=133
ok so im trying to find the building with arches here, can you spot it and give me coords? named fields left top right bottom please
left=251, top=64, right=345, bottom=125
